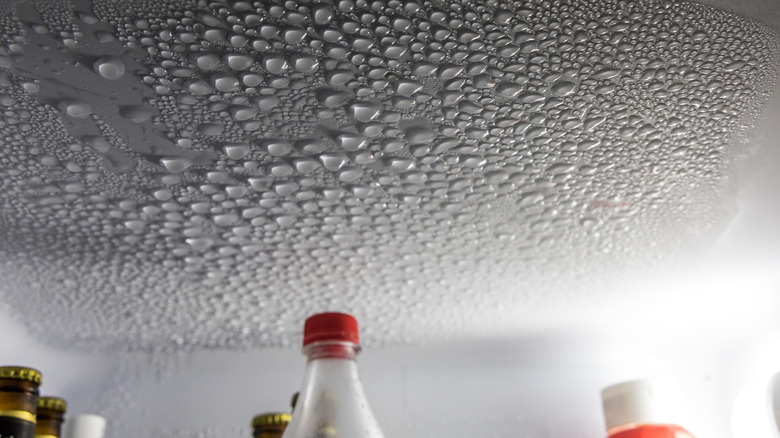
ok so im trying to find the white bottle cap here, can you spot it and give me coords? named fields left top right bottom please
left=601, top=379, right=683, bottom=431
left=63, top=414, right=106, bottom=438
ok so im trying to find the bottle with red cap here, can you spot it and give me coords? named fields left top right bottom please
left=281, top=312, right=385, bottom=438
left=602, top=379, right=696, bottom=438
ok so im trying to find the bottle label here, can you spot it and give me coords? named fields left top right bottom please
left=0, top=415, right=35, bottom=438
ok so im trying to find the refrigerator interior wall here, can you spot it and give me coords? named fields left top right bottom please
left=1, top=0, right=780, bottom=437
left=3, top=309, right=778, bottom=438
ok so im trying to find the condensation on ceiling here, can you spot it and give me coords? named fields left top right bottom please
left=0, top=0, right=776, bottom=351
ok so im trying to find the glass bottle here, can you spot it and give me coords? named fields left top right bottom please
left=62, top=415, right=105, bottom=438
left=281, top=312, right=385, bottom=438
left=602, top=379, right=696, bottom=438
left=35, top=397, right=66, bottom=438
left=252, top=413, right=291, bottom=438
left=0, top=366, right=42, bottom=438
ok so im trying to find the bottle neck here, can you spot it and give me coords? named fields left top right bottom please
left=35, top=408, right=65, bottom=438
left=282, top=340, right=384, bottom=438
left=0, top=378, right=40, bottom=424
left=254, top=429, right=286, bottom=438
left=303, top=341, right=360, bottom=361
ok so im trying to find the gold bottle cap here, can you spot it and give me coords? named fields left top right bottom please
left=252, top=412, right=291, bottom=428
left=37, top=396, right=67, bottom=413
left=0, top=366, right=42, bottom=385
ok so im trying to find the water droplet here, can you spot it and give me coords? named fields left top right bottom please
left=281, top=27, right=307, bottom=45
left=83, top=136, right=111, bottom=152
left=293, top=158, right=320, bottom=173
left=223, top=53, right=253, bottom=71
left=394, top=80, right=423, bottom=97
left=273, top=181, right=299, bottom=196
left=312, top=4, right=334, bottom=25
left=551, top=81, right=577, bottom=96
left=325, top=69, right=355, bottom=86
left=317, top=89, right=353, bottom=108
left=160, top=157, right=193, bottom=173
left=275, top=215, right=297, bottom=227
left=289, top=53, right=319, bottom=73
left=319, top=153, right=349, bottom=171
left=262, top=55, right=288, bottom=74
left=57, top=99, right=92, bottom=118
left=592, top=68, right=621, bottom=80
left=153, top=189, right=173, bottom=201
left=496, top=83, right=524, bottom=98
left=119, top=105, right=153, bottom=123
left=260, top=139, right=292, bottom=157
left=213, top=214, right=238, bottom=226
left=337, top=166, right=363, bottom=182
left=223, top=144, right=251, bottom=160
left=346, top=102, right=382, bottom=122
left=335, top=133, right=367, bottom=151
left=93, top=57, right=126, bottom=80
left=210, top=72, right=240, bottom=92
left=404, top=126, right=436, bottom=145
left=197, top=123, right=225, bottom=135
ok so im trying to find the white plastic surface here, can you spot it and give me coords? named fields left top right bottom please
left=602, top=379, right=684, bottom=431
left=773, top=372, right=780, bottom=436
left=63, top=414, right=106, bottom=438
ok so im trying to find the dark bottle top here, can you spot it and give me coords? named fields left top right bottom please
left=34, top=397, right=66, bottom=438
left=252, top=413, right=291, bottom=438
left=0, top=366, right=42, bottom=438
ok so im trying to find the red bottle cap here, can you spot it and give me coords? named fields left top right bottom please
left=303, top=312, right=360, bottom=346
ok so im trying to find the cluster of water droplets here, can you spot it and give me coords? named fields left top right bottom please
left=0, top=0, right=776, bottom=350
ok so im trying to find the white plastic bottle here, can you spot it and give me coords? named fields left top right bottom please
left=602, top=379, right=695, bottom=438
left=281, top=312, right=385, bottom=438
left=62, top=414, right=106, bottom=438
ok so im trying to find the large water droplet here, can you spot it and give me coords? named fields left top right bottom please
left=319, top=152, right=349, bottom=171
left=160, top=157, right=193, bottom=173
left=93, top=57, right=126, bottom=80
left=335, top=133, right=368, bottom=151
left=260, top=139, right=292, bottom=157
left=58, top=99, right=92, bottom=118
left=224, top=144, right=251, bottom=160
left=346, top=102, right=382, bottom=122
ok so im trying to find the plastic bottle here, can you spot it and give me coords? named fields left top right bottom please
left=35, top=396, right=67, bottom=438
left=0, top=366, right=42, bottom=438
left=62, top=415, right=106, bottom=438
left=602, top=379, right=696, bottom=438
left=280, top=312, right=385, bottom=438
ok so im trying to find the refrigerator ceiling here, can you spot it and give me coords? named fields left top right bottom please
left=0, top=0, right=777, bottom=350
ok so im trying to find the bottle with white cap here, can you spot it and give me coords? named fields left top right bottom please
left=280, top=312, right=385, bottom=438
left=601, top=379, right=695, bottom=438
left=62, top=414, right=105, bottom=438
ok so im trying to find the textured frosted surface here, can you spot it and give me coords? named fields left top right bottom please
left=0, top=0, right=777, bottom=350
